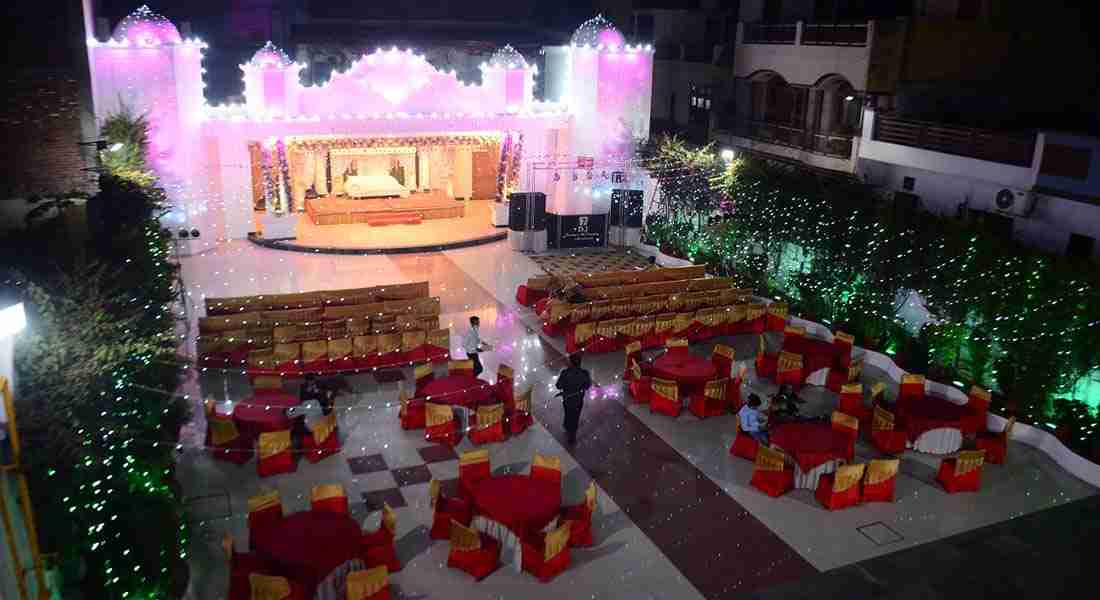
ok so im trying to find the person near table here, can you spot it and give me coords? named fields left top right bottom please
left=299, top=375, right=335, bottom=416
left=462, top=316, right=493, bottom=378
left=770, top=384, right=805, bottom=421
left=555, top=353, right=592, bottom=445
left=738, top=394, right=770, bottom=446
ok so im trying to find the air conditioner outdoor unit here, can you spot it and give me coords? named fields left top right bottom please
left=992, top=188, right=1037, bottom=217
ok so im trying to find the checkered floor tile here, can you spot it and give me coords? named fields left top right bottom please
left=529, top=249, right=652, bottom=277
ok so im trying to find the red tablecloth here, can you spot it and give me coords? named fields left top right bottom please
left=473, top=475, right=561, bottom=538
left=417, top=375, right=495, bottom=408
left=251, top=511, right=362, bottom=593
left=770, top=422, right=851, bottom=472
left=783, top=338, right=838, bottom=374
left=650, top=351, right=717, bottom=396
left=896, top=394, right=977, bottom=441
left=233, top=390, right=299, bottom=438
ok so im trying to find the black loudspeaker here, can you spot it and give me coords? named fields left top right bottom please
left=508, top=192, right=547, bottom=231
left=610, top=189, right=644, bottom=228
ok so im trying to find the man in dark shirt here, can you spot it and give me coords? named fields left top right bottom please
left=555, top=353, right=592, bottom=445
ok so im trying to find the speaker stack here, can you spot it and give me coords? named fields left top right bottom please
left=507, top=192, right=548, bottom=252
left=608, top=189, right=644, bottom=246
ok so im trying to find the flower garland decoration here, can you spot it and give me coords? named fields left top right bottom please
left=260, top=144, right=279, bottom=213
left=275, top=139, right=295, bottom=211
left=496, top=132, right=512, bottom=201
left=507, top=132, right=524, bottom=195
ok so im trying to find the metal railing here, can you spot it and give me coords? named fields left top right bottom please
left=726, top=120, right=856, bottom=159
left=873, top=114, right=1036, bottom=167
left=743, top=23, right=797, bottom=44
left=801, top=22, right=869, bottom=46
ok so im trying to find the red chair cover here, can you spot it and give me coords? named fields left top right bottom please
left=861, top=459, right=899, bottom=503
left=688, top=378, right=728, bottom=419
left=629, top=376, right=652, bottom=404
left=310, top=484, right=349, bottom=515
left=710, top=344, right=735, bottom=378
left=429, top=480, right=472, bottom=540
left=257, top=430, right=296, bottom=478
left=936, top=451, right=984, bottom=493
left=898, top=374, right=926, bottom=403
left=520, top=523, right=572, bottom=582
left=425, top=403, right=462, bottom=446
left=303, top=414, right=341, bottom=463
left=209, top=416, right=254, bottom=464
left=469, top=404, right=506, bottom=445
left=838, top=384, right=871, bottom=428
left=414, top=363, right=435, bottom=395
left=727, top=369, right=746, bottom=412
left=559, top=482, right=596, bottom=548
left=530, top=453, right=562, bottom=489
left=964, top=386, right=991, bottom=434
left=399, top=395, right=426, bottom=430
left=974, top=417, right=1013, bottom=464
left=730, top=420, right=760, bottom=461
left=447, top=527, right=501, bottom=581
left=750, top=447, right=795, bottom=498
left=832, top=332, right=854, bottom=370
left=459, top=449, right=492, bottom=498
left=830, top=412, right=859, bottom=460
left=496, top=365, right=515, bottom=412
left=814, top=463, right=865, bottom=510
left=870, top=429, right=907, bottom=455
left=756, top=352, right=778, bottom=380
left=623, top=342, right=642, bottom=381
left=360, top=505, right=402, bottom=573
left=225, top=546, right=275, bottom=600
left=247, top=491, right=283, bottom=535
left=649, top=378, right=681, bottom=418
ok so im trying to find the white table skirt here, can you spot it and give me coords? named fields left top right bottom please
left=471, top=515, right=559, bottom=572
left=912, top=427, right=963, bottom=454
left=314, top=558, right=366, bottom=600
left=791, top=458, right=843, bottom=490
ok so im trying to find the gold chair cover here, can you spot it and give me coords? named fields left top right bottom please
left=589, top=300, right=613, bottom=321
left=272, top=325, right=297, bottom=343
left=871, top=406, right=895, bottom=431
left=321, top=288, right=376, bottom=307
left=246, top=326, right=274, bottom=347
left=768, top=303, right=789, bottom=319
left=757, top=335, right=765, bottom=356
left=955, top=449, right=985, bottom=475
left=376, top=332, right=402, bottom=354
left=448, top=359, right=473, bottom=374
left=746, top=303, right=765, bottom=321
left=777, top=351, right=803, bottom=372
left=425, top=403, right=453, bottom=427
left=253, top=375, right=283, bottom=390
left=273, top=343, right=301, bottom=364
left=901, top=373, right=925, bottom=385
left=532, top=452, right=561, bottom=473
left=497, top=364, right=514, bottom=380
left=833, top=463, right=865, bottom=492
left=249, top=573, right=291, bottom=600
left=311, top=483, right=346, bottom=503
left=476, top=404, right=504, bottom=427
left=728, top=303, right=747, bottom=324
left=346, top=566, right=388, bottom=600
left=848, top=359, right=863, bottom=381
left=414, top=363, right=433, bottom=380
left=713, top=344, right=735, bottom=360
left=596, top=319, right=619, bottom=340
left=311, top=414, right=337, bottom=444
left=209, top=418, right=241, bottom=446
left=346, top=317, right=372, bottom=336
left=666, top=338, right=689, bottom=348
left=258, top=430, right=291, bottom=460
left=353, top=335, right=379, bottom=357
left=573, top=321, right=597, bottom=345
left=302, top=340, right=328, bottom=363
left=865, top=458, right=899, bottom=486
left=205, top=295, right=256, bottom=315
left=514, top=387, right=532, bottom=413
left=672, top=312, right=695, bottom=333
left=870, top=381, right=886, bottom=399
left=783, top=324, right=805, bottom=337
left=651, top=378, right=678, bottom=402
left=401, top=330, right=426, bottom=353
left=450, top=520, right=482, bottom=551
left=831, top=411, right=859, bottom=433
left=704, top=378, right=728, bottom=400
left=755, top=446, right=786, bottom=471
left=382, top=503, right=397, bottom=534
left=328, top=338, right=352, bottom=359
left=248, top=490, right=281, bottom=514
left=544, top=522, right=572, bottom=561
left=427, top=328, right=450, bottom=349
left=834, top=331, right=854, bottom=345
left=584, top=481, right=598, bottom=512
left=630, top=359, right=643, bottom=380
left=428, top=479, right=441, bottom=508
left=969, top=385, right=991, bottom=402
left=840, top=383, right=862, bottom=396
left=654, top=313, right=676, bottom=334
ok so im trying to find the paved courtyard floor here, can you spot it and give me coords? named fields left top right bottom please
left=176, top=240, right=1097, bottom=600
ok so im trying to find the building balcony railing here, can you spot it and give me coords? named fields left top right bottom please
left=727, top=119, right=855, bottom=159
left=872, top=114, right=1036, bottom=167
left=741, top=21, right=870, bottom=47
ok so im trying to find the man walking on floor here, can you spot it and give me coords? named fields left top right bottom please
left=555, top=352, right=592, bottom=445
left=462, top=315, right=492, bottom=378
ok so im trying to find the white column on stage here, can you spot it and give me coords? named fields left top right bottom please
left=315, top=151, right=328, bottom=196
left=453, top=146, right=473, bottom=200
left=417, top=148, right=430, bottom=192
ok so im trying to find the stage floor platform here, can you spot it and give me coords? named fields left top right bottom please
left=251, top=199, right=506, bottom=254
left=306, top=191, right=463, bottom=225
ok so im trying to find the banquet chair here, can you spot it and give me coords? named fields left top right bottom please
left=870, top=406, right=907, bottom=455
left=899, top=373, right=926, bottom=403
left=496, top=364, right=515, bottom=412
left=459, top=449, right=492, bottom=498
left=425, top=403, right=462, bottom=446
left=649, top=377, right=682, bottom=418
left=248, top=573, right=307, bottom=600
left=429, top=479, right=472, bottom=540
left=861, top=458, right=900, bottom=503
left=623, top=341, right=643, bottom=381
left=665, top=338, right=689, bottom=355
left=776, top=351, right=804, bottom=389
left=560, top=481, right=597, bottom=547
left=826, top=359, right=863, bottom=393
left=830, top=411, right=859, bottom=460
left=222, top=533, right=275, bottom=600
left=257, top=430, right=296, bottom=478
left=208, top=412, right=253, bottom=464
left=530, top=453, right=562, bottom=488
left=627, top=359, right=652, bottom=404
left=781, top=325, right=805, bottom=352
left=346, top=565, right=390, bottom=600
left=838, top=383, right=872, bottom=428
left=470, top=404, right=507, bottom=445
left=449, top=359, right=474, bottom=377
left=398, top=388, right=426, bottom=430
left=510, top=387, right=534, bottom=435
left=520, top=522, right=572, bottom=582
left=303, top=413, right=340, bottom=463
left=711, top=344, right=735, bottom=376
left=253, top=375, right=284, bottom=391
left=765, top=302, right=788, bottom=332
left=301, top=339, right=329, bottom=374
left=414, top=363, right=435, bottom=395
left=689, top=378, right=728, bottom=419
left=870, top=381, right=886, bottom=407
left=310, top=483, right=349, bottom=515
left=447, top=520, right=501, bottom=581
left=815, top=462, right=866, bottom=510
left=965, top=385, right=992, bottom=435
left=832, top=331, right=855, bottom=370
left=727, top=365, right=747, bottom=413
left=749, top=446, right=795, bottom=497
left=361, top=503, right=402, bottom=572
left=936, top=449, right=986, bottom=493
left=729, top=418, right=760, bottom=461
left=975, top=417, right=1015, bottom=465
left=755, top=336, right=778, bottom=380
left=246, top=489, right=283, bottom=536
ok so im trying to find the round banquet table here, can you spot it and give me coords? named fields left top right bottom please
left=472, top=475, right=561, bottom=571
left=233, top=390, right=299, bottom=439
left=650, top=351, right=718, bottom=397
left=896, top=395, right=974, bottom=454
left=770, top=422, right=851, bottom=490
left=418, top=375, right=495, bottom=409
left=251, top=511, right=363, bottom=596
